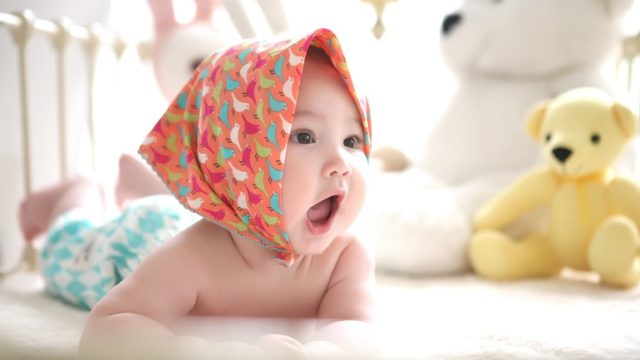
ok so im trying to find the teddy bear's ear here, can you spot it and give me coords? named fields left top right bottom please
left=526, top=101, right=549, bottom=141
left=612, top=103, right=639, bottom=138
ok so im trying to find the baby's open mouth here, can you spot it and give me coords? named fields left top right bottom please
left=307, top=195, right=340, bottom=226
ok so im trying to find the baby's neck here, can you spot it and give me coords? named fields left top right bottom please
left=228, top=230, right=296, bottom=270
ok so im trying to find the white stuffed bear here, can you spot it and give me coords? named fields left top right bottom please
left=364, top=0, right=634, bottom=275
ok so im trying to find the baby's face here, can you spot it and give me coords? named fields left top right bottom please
left=281, top=54, right=368, bottom=255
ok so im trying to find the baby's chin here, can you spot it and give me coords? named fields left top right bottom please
left=291, top=238, right=332, bottom=256
left=288, top=228, right=337, bottom=256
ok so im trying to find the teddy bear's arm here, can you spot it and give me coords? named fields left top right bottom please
left=608, top=177, right=640, bottom=225
left=474, top=168, right=557, bottom=230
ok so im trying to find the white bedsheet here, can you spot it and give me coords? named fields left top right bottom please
left=1, top=271, right=639, bottom=359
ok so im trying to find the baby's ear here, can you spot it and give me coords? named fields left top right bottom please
left=612, top=103, right=639, bottom=138
left=526, top=100, right=549, bottom=141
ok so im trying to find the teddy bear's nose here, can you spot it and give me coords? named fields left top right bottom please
left=442, top=12, right=463, bottom=35
left=552, top=146, right=573, bottom=163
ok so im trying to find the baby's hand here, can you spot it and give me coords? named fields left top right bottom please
left=258, top=333, right=309, bottom=358
left=305, top=340, right=344, bottom=358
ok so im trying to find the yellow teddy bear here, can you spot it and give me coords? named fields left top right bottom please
left=469, top=87, right=640, bottom=287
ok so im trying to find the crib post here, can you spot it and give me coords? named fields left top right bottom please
left=3, top=10, right=38, bottom=277
left=362, top=0, right=397, bottom=39
left=85, top=23, right=101, bottom=172
left=9, top=10, right=35, bottom=196
left=52, top=17, right=72, bottom=179
left=0, top=11, right=136, bottom=280
left=224, top=0, right=257, bottom=38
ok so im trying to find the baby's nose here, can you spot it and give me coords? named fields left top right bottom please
left=325, top=150, right=351, bottom=178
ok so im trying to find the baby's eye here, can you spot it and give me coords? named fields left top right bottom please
left=344, top=135, right=362, bottom=149
left=291, top=131, right=315, bottom=144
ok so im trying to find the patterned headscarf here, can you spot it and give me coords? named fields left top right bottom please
left=139, top=28, right=372, bottom=266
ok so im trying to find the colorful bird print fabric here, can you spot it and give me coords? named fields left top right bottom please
left=139, top=28, right=372, bottom=267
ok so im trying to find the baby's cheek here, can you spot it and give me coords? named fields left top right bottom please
left=282, top=183, right=309, bottom=221
left=348, top=171, right=368, bottom=218
left=354, top=162, right=369, bottom=196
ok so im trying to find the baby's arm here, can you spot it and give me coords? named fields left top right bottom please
left=317, top=236, right=375, bottom=320
left=257, top=237, right=376, bottom=358
left=309, top=236, right=377, bottom=356
left=79, top=234, right=201, bottom=354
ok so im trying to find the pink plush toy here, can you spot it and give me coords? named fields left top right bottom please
left=148, top=0, right=227, bottom=100
left=147, top=0, right=289, bottom=100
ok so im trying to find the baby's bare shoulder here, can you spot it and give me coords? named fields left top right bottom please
left=315, top=233, right=373, bottom=283
left=174, top=219, right=230, bottom=249
left=334, top=234, right=373, bottom=272
left=169, top=220, right=238, bottom=267
left=330, top=231, right=371, bottom=257
left=315, top=234, right=375, bottom=320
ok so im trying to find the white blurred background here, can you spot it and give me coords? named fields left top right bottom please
left=0, top=0, right=639, bottom=271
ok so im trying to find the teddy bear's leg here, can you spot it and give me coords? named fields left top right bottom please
left=589, top=215, right=640, bottom=288
left=470, top=230, right=562, bottom=280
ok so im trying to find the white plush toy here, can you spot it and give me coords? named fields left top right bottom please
left=364, top=0, right=634, bottom=275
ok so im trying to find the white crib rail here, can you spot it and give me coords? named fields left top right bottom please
left=0, top=10, right=129, bottom=195
left=0, top=10, right=134, bottom=277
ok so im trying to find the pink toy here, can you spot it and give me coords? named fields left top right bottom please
left=147, top=0, right=289, bottom=100
left=148, top=0, right=227, bottom=100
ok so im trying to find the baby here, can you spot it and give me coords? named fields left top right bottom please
left=19, top=28, right=375, bottom=357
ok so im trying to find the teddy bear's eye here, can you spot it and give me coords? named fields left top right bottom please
left=545, top=133, right=552, bottom=143
left=591, top=133, right=601, bottom=145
